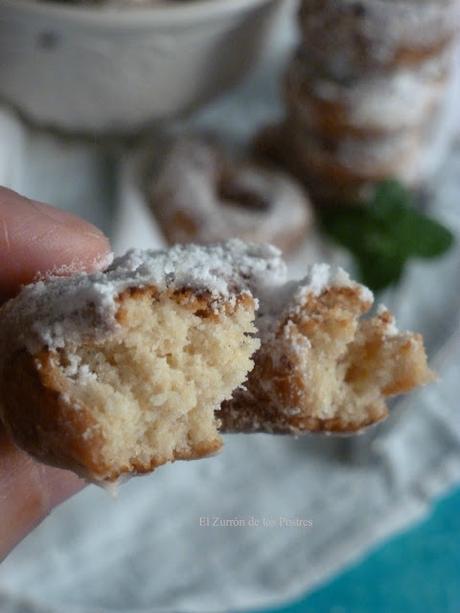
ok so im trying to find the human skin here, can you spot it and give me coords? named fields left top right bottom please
left=0, top=186, right=112, bottom=560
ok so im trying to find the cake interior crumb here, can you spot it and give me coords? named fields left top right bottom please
left=277, top=291, right=433, bottom=428
left=51, top=290, right=258, bottom=479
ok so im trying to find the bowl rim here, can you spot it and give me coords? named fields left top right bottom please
left=1, top=0, right=274, bottom=26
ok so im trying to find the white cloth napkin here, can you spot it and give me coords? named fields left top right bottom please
left=1, top=44, right=460, bottom=612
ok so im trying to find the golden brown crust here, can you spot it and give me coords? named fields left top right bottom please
left=117, top=285, right=255, bottom=322
left=0, top=348, right=108, bottom=480
left=219, top=405, right=388, bottom=435
left=95, top=439, right=223, bottom=483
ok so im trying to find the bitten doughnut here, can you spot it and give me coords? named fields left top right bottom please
left=0, top=240, right=434, bottom=482
left=149, top=138, right=312, bottom=253
left=218, top=263, right=434, bottom=434
left=0, top=241, right=276, bottom=483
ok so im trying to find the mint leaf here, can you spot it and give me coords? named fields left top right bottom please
left=400, top=211, right=455, bottom=257
left=319, top=207, right=367, bottom=252
left=318, top=180, right=455, bottom=292
left=371, top=180, right=411, bottom=221
left=358, top=253, right=405, bottom=292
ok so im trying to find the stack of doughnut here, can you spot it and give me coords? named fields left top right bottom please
left=267, top=0, right=460, bottom=205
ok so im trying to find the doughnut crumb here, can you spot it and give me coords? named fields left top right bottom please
left=218, top=265, right=435, bottom=434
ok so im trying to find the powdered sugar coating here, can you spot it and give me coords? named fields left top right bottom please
left=0, top=240, right=375, bottom=379
left=106, top=240, right=285, bottom=298
left=376, top=304, right=400, bottom=336
left=293, top=264, right=373, bottom=304
left=0, top=240, right=285, bottom=356
left=256, top=262, right=374, bottom=340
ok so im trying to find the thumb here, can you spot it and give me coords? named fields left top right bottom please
left=0, top=186, right=112, bottom=302
left=0, top=186, right=112, bottom=559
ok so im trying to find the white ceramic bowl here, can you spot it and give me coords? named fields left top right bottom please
left=0, top=0, right=281, bottom=135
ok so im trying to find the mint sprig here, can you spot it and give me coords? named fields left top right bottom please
left=318, top=180, right=455, bottom=292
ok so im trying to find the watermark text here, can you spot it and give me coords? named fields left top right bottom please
left=198, top=516, right=313, bottom=528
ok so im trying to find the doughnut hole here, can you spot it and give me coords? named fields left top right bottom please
left=218, top=167, right=271, bottom=213
left=45, top=288, right=259, bottom=482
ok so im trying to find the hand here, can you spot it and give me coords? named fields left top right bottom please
left=0, top=187, right=112, bottom=560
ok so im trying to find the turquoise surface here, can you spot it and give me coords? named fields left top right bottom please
left=258, top=487, right=460, bottom=613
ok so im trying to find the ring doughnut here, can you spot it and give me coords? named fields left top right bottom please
left=284, top=50, right=449, bottom=138
left=149, top=138, right=313, bottom=253
left=298, top=0, right=459, bottom=79
left=288, top=125, right=424, bottom=196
